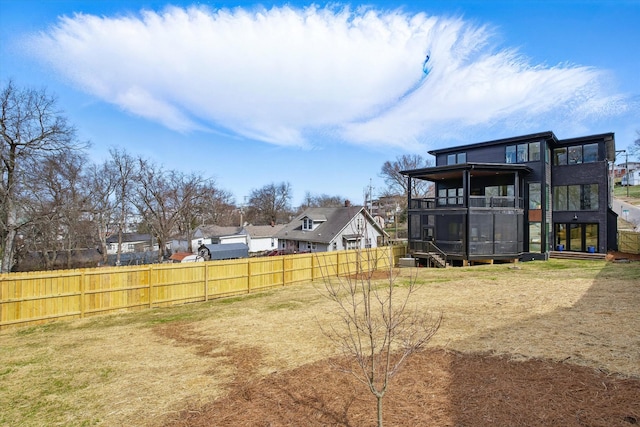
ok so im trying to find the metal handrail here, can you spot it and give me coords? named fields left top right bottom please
left=425, top=241, right=447, bottom=266
left=410, top=196, right=524, bottom=209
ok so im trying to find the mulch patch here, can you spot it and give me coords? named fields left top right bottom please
left=607, top=251, right=640, bottom=262
left=164, top=349, right=639, bottom=427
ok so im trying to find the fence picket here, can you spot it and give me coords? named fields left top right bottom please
left=0, top=246, right=406, bottom=330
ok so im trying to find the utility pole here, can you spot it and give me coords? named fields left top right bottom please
left=616, top=150, right=629, bottom=197
left=626, top=150, right=629, bottom=198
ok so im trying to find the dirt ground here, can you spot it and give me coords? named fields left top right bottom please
left=607, top=250, right=640, bottom=262
left=162, top=253, right=640, bottom=427
left=163, top=346, right=639, bottom=427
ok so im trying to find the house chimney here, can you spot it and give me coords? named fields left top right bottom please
left=344, top=199, right=351, bottom=207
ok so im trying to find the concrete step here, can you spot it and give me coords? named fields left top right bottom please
left=549, top=251, right=606, bottom=261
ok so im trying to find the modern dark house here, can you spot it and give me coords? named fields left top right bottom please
left=401, top=131, right=617, bottom=266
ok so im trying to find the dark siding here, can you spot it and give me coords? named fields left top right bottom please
left=551, top=161, right=610, bottom=253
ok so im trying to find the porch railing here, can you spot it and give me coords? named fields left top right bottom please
left=410, top=196, right=524, bottom=209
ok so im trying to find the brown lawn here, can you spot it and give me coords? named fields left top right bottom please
left=1, top=256, right=639, bottom=426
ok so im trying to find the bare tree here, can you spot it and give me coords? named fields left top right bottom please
left=200, top=187, right=237, bottom=227
left=246, top=182, right=292, bottom=224
left=133, top=160, right=211, bottom=261
left=632, top=130, right=640, bottom=158
left=298, top=192, right=345, bottom=212
left=174, top=175, right=219, bottom=252
left=83, top=160, right=118, bottom=264
left=380, top=154, right=433, bottom=198
left=19, top=151, right=92, bottom=270
left=320, top=231, right=441, bottom=427
left=0, top=80, right=86, bottom=272
left=110, top=148, right=137, bottom=266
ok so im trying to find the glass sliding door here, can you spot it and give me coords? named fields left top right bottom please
left=568, top=224, right=583, bottom=252
left=554, top=223, right=598, bottom=252
left=585, top=224, right=598, bottom=252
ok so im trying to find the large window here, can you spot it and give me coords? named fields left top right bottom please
left=505, top=146, right=516, bottom=163
left=553, top=184, right=599, bottom=211
left=553, top=147, right=567, bottom=165
left=517, top=144, right=528, bottom=163
left=506, top=141, right=540, bottom=163
left=447, top=152, right=467, bottom=165
left=486, top=185, right=514, bottom=197
left=583, top=144, right=598, bottom=163
left=529, top=223, right=542, bottom=252
left=568, top=146, right=582, bottom=164
left=528, top=182, right=541, bottom=209
left=553, top=143, right=600, bottom=165
left=438, top=187, right=463, bottom=205
left=529, top=142, right=541, bottom=161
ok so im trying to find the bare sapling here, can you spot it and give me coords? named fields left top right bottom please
left=318, top=237, right=441, bottom=427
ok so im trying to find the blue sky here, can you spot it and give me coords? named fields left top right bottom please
left=1, top=0, right=638, bottom=207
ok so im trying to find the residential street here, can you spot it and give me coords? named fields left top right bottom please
left=612, top=198, right=640, bottom=231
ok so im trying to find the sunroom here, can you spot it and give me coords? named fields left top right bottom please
left=402, top=162, right=532, bottom=266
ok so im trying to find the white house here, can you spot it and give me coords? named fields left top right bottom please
left=192, top=224, right=284, bottom=254
left=622, top=169, right=640, bottom=186
left=191, top=225, right=245, bottom=250
left=105, top=233, right=159, bottom=255
left=244, top=224, right=284, bottom=253
left=276, top=205, right=389, bottom=253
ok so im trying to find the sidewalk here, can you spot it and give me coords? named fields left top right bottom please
left=612, top=198, right=640, bottom=231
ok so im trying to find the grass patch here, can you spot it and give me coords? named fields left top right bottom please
left=266, top=301, right=301, bottom=311
left=614, top=184, right=640, bottom=199
left=14, top=322, right=68, bottom=336
left=212, top=291, right=274, bottom=305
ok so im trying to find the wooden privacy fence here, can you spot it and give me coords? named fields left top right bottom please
left=619, top=230, right=640, bottom=254
left=0, top=246, right=406, bottom=330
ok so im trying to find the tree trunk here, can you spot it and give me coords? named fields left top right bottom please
left=116, top=228, right=123, bottom=266
left=1, top=227, right=16, bottom=273
left=377, top=395, right=383, bottom=427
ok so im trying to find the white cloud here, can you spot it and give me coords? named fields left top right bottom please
left=27, top=4, right=626, bottom=149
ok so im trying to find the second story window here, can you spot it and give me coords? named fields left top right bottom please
left=529, top=182, right=541, bottom=209
left=583, top=143, right=598, bottom=163
left=447, top=152, right=467, bottom=165
left=553, top=184, right=599, bottom=211
left=568, top=146, right=582, bottom=164
left=553, top=143, right=600, bottom=165
left=506, top=141, right=540, bottom=163
left=517, top=144, right=528, bottom=162
left=303, top=218, right=313, bottom=230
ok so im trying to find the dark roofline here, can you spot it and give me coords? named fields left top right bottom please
left=428, top=131, right=557, bottom=156
left=401, top=162, right=532, bottom=178
left=555, top=132, right=615, bottom=145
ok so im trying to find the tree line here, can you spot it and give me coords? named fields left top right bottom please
left=1, top=81, right=432, bottom=272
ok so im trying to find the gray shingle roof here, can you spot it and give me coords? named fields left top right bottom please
left=194, top=225, right=244, bottom=238
left=244, top=224, right=285, bottom=238
left=276, top=206, right=384, bottom=244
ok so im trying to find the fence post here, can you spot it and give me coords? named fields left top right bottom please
left=247, top=258, right=251, bottom=294
left=80, top=270, right=86, bottom=318
left=282, top=256, right=287, bottom=287
left=204, top=263, right=209, bottom=302
left=149, top=264, right=154, bottom=308
left=311, top=253, right=315, bottom=282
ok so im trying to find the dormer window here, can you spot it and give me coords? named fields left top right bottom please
left=303, top=218, right=313, bottom=230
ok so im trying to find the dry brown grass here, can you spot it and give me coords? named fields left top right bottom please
left=1, top=258, right=638, bottom=426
